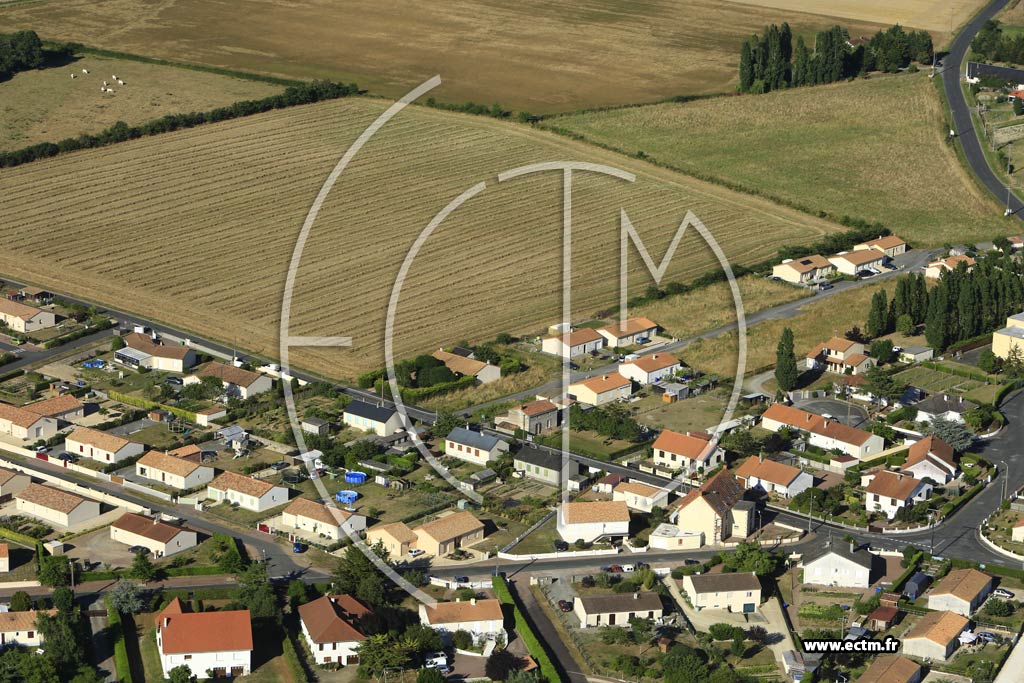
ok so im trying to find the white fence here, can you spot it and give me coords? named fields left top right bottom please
left=498, top=547, right=619, bottom=561
left=429, top=577, right=492, bottom=590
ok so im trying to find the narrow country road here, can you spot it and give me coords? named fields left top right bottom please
left=944, top=0, right=1024, bottom=216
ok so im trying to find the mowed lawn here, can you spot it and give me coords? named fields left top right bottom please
left=0, top=54, right=280, bottom=150
left=0, top=0, right=887, bottom=112
left=543, top=73, right=1013, bottom=246
left=681, top=279, right=900, bottom=378
left=0, top=97, right=845, bottom=382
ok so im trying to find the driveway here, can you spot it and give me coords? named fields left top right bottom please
left=63, top=527, right=141, bottom=570
left=106, top=418, right=157, bottom=437
left=794, top=398, right=868, bottom=427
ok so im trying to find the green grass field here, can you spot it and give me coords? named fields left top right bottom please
left=543, top=73, right=1014, bottom=246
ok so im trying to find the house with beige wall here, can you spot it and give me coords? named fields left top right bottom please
left=829, top=250, right=885, bottom=276
left=901, top=610, right=968, bottom=660
left=0, top=299, right=55, bottom=334
left=0, top=609, right=56, bottom=649
left=15, top=483, right=100, bottom=528
left=612, top=481, right=667, bottom=513
left=925, top=254, right=975, bottom=280
left=568, top=374, right=632, bottom=406
left=993, top=312, right=1024, bottom=360
left=682, top=572, right=761, bottom=613
left=413, top=511, right=484, bottom=557
left=187, top=361, right=273, bottom=399
left=23, top=394, right=85, bottom=422
left=541, top=328, right=604, bottom=358
left=65, top=427, right=144, bottom=465
left=573, top=592, right=663, bottom=628
left=366, top=521, right=418, bottom=557
left=597, top=318, right=658, bottom=348
left=772, top=255, right=834, bottom=284
left=279, top=498, right=366, bottom=541
left=646, top=429, right=723, bottom=477
left=444, top=428, right=509, bottom=465
left=927, top=568, right=993, bottom=616
left=0, top=467, right=30, bottom=502
left=854, top=235, right=907, bottom=259
left=207, top=471, right=289, bottom=512
left=0, top=403, right=57, bottom=442
left=671, top=470, right=748, bottom=545
left=110, top=513, right=197, bottom=557
left=136, top=450, right=215, bottom=490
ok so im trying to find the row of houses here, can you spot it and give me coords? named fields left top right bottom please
left=367, top=510, right=484, bottom=558
left=771, top=235, right=906, bottom=284
left=541, top=318, right=660, bottom=358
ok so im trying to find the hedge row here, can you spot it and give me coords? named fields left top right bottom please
left=108, top=391, right=197, bottom=423
left=105, top=597, right=134, bottom=683
left=42, top=319, right=114, bottom=349
left=0, top=525, right=44, bottom=547
left=939, top=481, right=985, bottom=518
left=492, top=576, right=560, bottom=683
left=372, top=374, right=477, bottom=402
left=281, top=633, right=307, bottom=682
left=920, top=360, right=993, bottom=384
left=890, top=551, right=923, bottom=593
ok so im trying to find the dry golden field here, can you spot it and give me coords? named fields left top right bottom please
left=0, top=97, right=844, bottom=382
left=632, top=276, right=811, bottom=341
left=0, top=54, right=280, bottom=150
left=681, top=280, right=900, bottom=378
left=0, top=0, right=890, bottom=112
left=726, top=0, right=985, bottom=34
left=999, top=0, right=1024, bottom=24
left=544, top=73, right=1012, bottom=246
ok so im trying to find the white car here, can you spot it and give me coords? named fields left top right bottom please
left=409, top=548, right=425, bottom=558
left=622, top=564, right=635, bottom=573
left=425, top=652, right=447, bottom=668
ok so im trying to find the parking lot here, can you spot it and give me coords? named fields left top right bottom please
left=795, top=398, right=868, bottom=427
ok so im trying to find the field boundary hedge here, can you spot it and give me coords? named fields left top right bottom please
left=105, top=597, right=134, bottom=683
left=492, top=576, right=560, bottom=683
left=108, top=391, right=197, bottom=422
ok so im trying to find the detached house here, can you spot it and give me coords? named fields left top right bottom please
left=110, top=513, right=198, bottom=557
left=772, top=254, right=835, bottom=284
left=682, top=572, right=762, bottom=613
left=617, top=353, right=681, bottom=385
left=927, top=568, right=993, bottom=616
left=65, top=427, right=144, bottom=465
left=0, top=403, right=57, bottom=442
left=902, top=610, right=968, bottom=661
left=597, top=318, right=659, bottom=348
left=857, top=656, right=921, bottom=683
left=612, top=481, right=668, bottom=513
left=444, top=427, right=509, bottom=465
left=925, top=255, right=976, bottom=279
left=299, top=595, right=372, bottom=666
left=672, top=470, right=749, bottom=545
left=993, top=312, right=1024, bottom=360
left=568, top=374, right=632, bottom=406
left=734, top=456, right=813, bottom=498
left=760, top=403, right=884, bottom=459
left=645, top=429, right=723, bottom=477
left=913, top=394, right=978, bottom=425
left=863, top=470, right=932, bottom=519
left=187, top=361, right=273, bottom=399
left=557, top=500, right=630, bottom=543
left=541, top=328, right=604, bottom=358
left=156, top=598, right=253, bottom=678
left=120, top=332, right=196, bottom=372
left=280, top=498, right=366, bottom=541
left=413, top=511, right=485, bottom=557
left=806, top=337, right=875, bottom=375
left=23, top=394, right=84, bottom=422
left=573, top=592, right=663, bottom=628
left=419, top=598, right=506, bottom=645
left=801, top=542, right=876, bottom=588
left=432, top=349, right=501, bottom=384
left=513, top=444, right=565, bottom=486
left=366, top=521, right=418, bottom=557
left=902, top=436, right=958, bottom=483
left=16, top=483, right=100, bottom=528
left=828, top=250, right=884, bottom=276
left=343, top=400, right=404, bottom=437
left=0, top=299, right=55, bottom=334
left=0, top=609, right=56, bottom=649
left=0, top=467, right=30, bottom=502
left=854, top=235, right=907, bottom=259
left=207, top=471, right=289, bottom=512
left=497, top=398, right=563, bottom=435
left=136, top=450, right=215, bottom=490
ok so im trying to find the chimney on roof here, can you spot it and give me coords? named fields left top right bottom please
left=163, top=617, right=170, bottom=628
left=633, top=592, right=640, bottom=600
left=471, top=598, right=477, bottom=606
left=758, top=454, right=764, bottom=464
left=602, top=375, right=608, bottom=380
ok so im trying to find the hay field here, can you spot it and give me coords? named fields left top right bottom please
left=0, top=54, right=280, bottom=150
left=681, top=280, right=899, bottom=378
left=0, top=97, right=844, bottom=382
left=999, top=0, right=1024, bottom=25
left=726, top=0, right=985, bottom=34
left=0, top=0, right=887, bottom=112
left=632, top=276, right=811, bottom=341
left=544, top=73, right=1011, bottom=247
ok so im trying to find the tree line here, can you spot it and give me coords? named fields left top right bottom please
left=0, top=30, right=46, bottom=81
left=739, top=23, right=932, bottom=94
left=972, top=20, right=1024, bottom=65
left=0, top=79, right=358, bottom=168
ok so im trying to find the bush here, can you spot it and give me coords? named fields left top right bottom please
left=105, top=597, right=132, bottom=683
left=452, top=629, right=473, bottom=650
left=708, top=623, right=743, bottom=641
left=984, top=598, right=1015, bottom=617
left=492, top=577, right=559, bottom=683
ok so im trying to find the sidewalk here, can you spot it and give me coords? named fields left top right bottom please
left=0, top=572, right=241, bottom=598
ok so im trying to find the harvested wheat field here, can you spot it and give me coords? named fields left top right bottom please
left=726, top=0, right=985, bottom=35
left=0, top=97, right=844, bottom=382
left=544, top=73, right=1012, bottom=246
left=0, top=0, right=887, bottom=112
left=681, top=280, right=900, bottom=379
left=0, top=54, right=281, bottom=151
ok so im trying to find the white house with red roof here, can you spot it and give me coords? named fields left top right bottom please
left=298, top=595, right=372, bottom=666
left=760, top=403, right=884, bottom=459
left=862, top=470, right=933, bottom=519
left=734, top=455, right=813, bottom=498
left=597, top=318, right=659, bottom=348
left=901, top=436, right=958, bottom=484
left=806, top=337, right=875, bottom=375
left=419, top=598, right=506, bottom=645
left=612, top=480, right=669, bottom=513
left=541, top=328, right=604, bottom=358
left=617, top=353, right=681, bottom=385
left=645, top=429, right=724, bottom=477
left=156, top=598, right=253, bottom=678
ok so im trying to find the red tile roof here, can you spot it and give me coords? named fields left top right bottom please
left=653, top=430, right=716, bottom=461
left=298, top=595, right=371, bottom=644
left=158, top=598, right=253, bottom=654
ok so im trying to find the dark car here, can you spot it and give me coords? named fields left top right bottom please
left=818, top=282, right=833, bottom=291
left=270, top=461, right=289, bottom=471
left=164, top=377, right=184, bottom=386
left=634, top=561, right=649, bottom=570
left=55, top=452, right=77, bottom=462
left=553, top=540, right=569, bottom=552
left=977, top=631, right=997, bottom=643
left=128, top=546, right=150, bottom=556
left=292, top=542, right=307, bottom=553
left=608, top=565, right=623, bottom=573
left=558, top=599, right=572, bottom=612
left=454, top=575, right=470, bottom=584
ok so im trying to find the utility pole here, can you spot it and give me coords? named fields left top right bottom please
left=807, top=497, right=814, bottom=533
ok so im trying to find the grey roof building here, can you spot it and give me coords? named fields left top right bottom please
left=345, top=400, right=397, bottom=423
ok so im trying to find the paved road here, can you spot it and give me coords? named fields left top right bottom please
left=794, top=398, right=868, bottom=428
left=944, top=0, right=1024, bottom=217
left=465, top=249, right=935, bottom=417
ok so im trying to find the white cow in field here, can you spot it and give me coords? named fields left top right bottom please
left=70, top=73, right=77, bottom=79
left=116, top=79, right=125, bottom=86
left=103, top=80, right=109, bottom=86
left=111, top=74, right=118, bottom=80
left=82, top=68, right=89, bottom=74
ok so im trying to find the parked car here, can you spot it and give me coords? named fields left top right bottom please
left=977, top=631, right=997, bottom=643
left=635, top=561, right=649, bottom=570
left=607, top=565, right=623, bottom=573
left=993, top=588, right=1015, bottom=599
left=128, top=546, right=150, bottom=556
left=454, top=575, right=469, bottom=584
left=292, top=542, right=307, bottom=553
left=818, top=282, right=833, bottom=291
left=553, top=540, right=569, bottom=552
left=622, top=564, right=635, bottom=573
left=164, top=377, right=184, bottom=386
left=54, top=452, right=76, bottom=462
left=34, top=445, right=48, bottom=454
left=270, top=461, right=289, bottom=471
left=558, top=599, right=572, bottom=612
left=434, top=666, right=452, bottom=675
left=409, top=548, right=425, bottom=558
left=425, top=652, right=448, bottom=668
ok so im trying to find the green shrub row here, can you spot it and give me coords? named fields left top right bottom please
left=42, top=319, right=114, bottom=349
left=890, top=551, right=922, bottom=593
left=372, top=374, right=477, bottom=402
left=492, top=577, right=560, bottom=683
left=105, top=597, right=134, bottom=683
left=0, top=525, right=44, bottom=546
left=939, top=481, right=985, bottom=518
left=281, top=632, right=307, bottom=682
left=108, top=391, right=197, bottom=423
